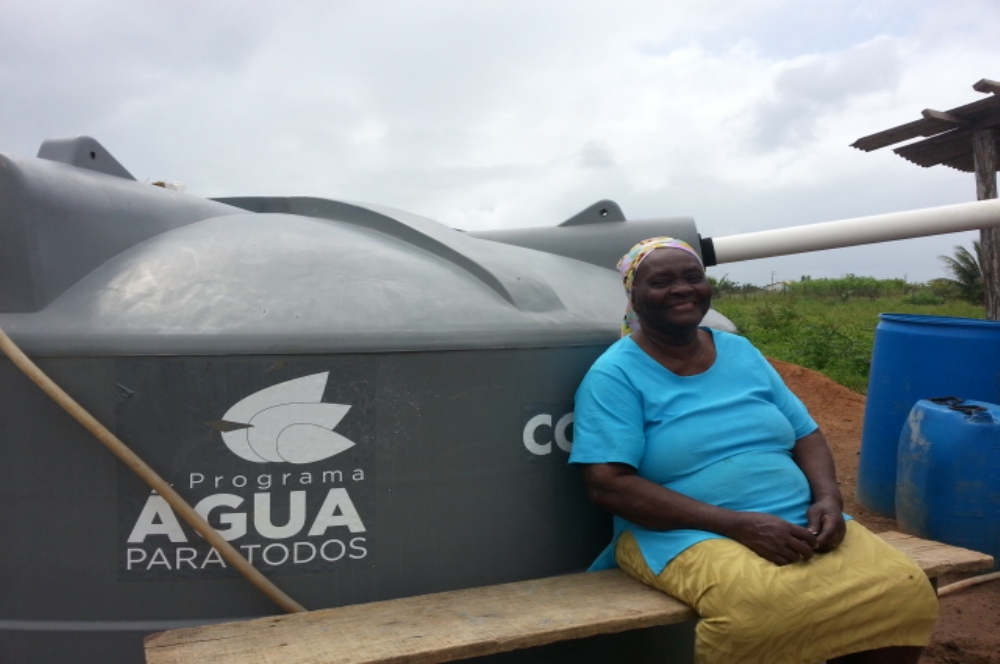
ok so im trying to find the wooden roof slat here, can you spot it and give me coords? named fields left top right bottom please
left=894, top=125, right=971, bottom=158
left=945, top=93, right=1000, bottom=123
left=894, top=118, right=1000, bottom=154
left=973, top=78, right=1000, bottom=95
left=896, top=132, right=974, bottom=167
left=852, top=90, right=1000, bottom=151
left=853, top=79, right=1000, bottom=178
left=850, top=118, right=954, bottom=151
left=901, top=112, right=1000, bottom=155
left=897, top=144, right=969, bottom=169
left=941, top=153, right=975, bottom=173
left=969, top=109, right=1000, bottom=131
left=922, top=108, right=965, bottom=125
left=896, top=131, right=1000, bottom=172
left=949, top=136, right=1000, bottom=172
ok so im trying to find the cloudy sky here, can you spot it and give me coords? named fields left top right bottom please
left=2, top=0, right=996, bottom=285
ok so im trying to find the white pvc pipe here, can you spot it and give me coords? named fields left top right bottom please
left=710, top=198, right=1000, bottom=264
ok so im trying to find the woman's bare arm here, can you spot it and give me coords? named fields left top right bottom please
left=791, top=428, right=847, bottom=551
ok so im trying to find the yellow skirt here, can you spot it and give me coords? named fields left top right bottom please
left=615, top=520, right=938, bottom=664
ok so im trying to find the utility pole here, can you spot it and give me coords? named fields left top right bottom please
left=973, top=123, right=998, bottom=317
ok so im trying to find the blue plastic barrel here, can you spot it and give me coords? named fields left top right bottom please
left=856, top=314, right=1000, bottom=517
left=896, top=398, right=1000, bottom=569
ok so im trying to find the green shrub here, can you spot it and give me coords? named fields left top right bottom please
left=900, top=291, right=945, bottom=306
left=712, top=282, right=984, bottom=394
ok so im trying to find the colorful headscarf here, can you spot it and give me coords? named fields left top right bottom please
left=616, top=237, right=703, bottom=337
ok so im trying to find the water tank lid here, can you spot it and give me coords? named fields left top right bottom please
left=2, top=205, right=626, bottom=355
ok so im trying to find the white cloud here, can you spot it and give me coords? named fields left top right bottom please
left=1, top=0, right=996, bottom=286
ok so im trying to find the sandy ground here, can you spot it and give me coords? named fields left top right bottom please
left=770, top=359, right=1000, bottom=664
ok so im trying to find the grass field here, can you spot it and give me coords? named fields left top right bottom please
left=712, top=290, right=984, bottom=394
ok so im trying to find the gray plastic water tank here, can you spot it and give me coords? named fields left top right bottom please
left=0, top=139, right=708, bottom=663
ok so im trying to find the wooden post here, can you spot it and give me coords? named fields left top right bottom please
left=973, top=128, right=999, bottom=320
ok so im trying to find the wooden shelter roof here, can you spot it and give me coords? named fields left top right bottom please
left=851, top=79, right=1000, bottom=172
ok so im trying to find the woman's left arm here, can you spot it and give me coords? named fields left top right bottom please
left=792, top=429, right=847, bottom=552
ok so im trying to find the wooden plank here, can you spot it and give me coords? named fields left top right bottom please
left=911, top=122, right=1000, bottom=172
left=894, top=127, right=974, bottom=168
left=941, top=153, right=976, bottom=173
left=877, top=531, right=994, bottom=577
left=937, top=94, right=1000, bottom=124
left=852, top=93, right=1000, bottom=152
left=973, top=78, right=1000, bottom=95
left=143, top=533, right=994, bottom=664
left=937, top=125, right=1000, bottom=172
left=144, top=570, right=695, bottom=664
left=922, top=108, right=967, bottom=125
left=850, top=118, right=951, bottom=151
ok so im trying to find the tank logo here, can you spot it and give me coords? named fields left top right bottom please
left=523, top=412, right=574, bottom=455
left=521, top=405, right=574, bottom=461
left=209, top=372, right=356, bottom=464
left=117, top=360, right=374, bottom=580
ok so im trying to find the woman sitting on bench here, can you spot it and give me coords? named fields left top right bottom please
left=569, top=237, right=938, bottom=664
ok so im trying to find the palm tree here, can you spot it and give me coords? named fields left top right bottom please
left=938, top=241, right=984, bottom=304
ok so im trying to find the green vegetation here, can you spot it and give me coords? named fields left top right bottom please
left=710, top=276, right=984, bottom=394
left=938, top=241, right=984, bottom=305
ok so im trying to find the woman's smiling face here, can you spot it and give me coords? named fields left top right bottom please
left=630, top=248, right=712, bottom=334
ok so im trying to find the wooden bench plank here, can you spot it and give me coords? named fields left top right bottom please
left=143, top=532, right=994, bottom=664
left=144, top=570, right=694, bottom=664
left=875, top=531, right=993, bottom=577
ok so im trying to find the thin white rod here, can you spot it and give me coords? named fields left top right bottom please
left=710, top=198, right=1000, bottom=264
left=937, top=570, right=1000, bottom=597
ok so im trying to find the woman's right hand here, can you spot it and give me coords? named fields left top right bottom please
left=727, top=512, right=819, bottom=566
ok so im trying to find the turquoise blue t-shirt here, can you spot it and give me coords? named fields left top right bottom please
left=569, top=329, right=819, bottom=574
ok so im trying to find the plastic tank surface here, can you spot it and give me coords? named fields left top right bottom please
left=856, top=314, right=1000, bottom=517
left=896, top=398, right=1000, bottom=570
left=0, top=143, right=711, bottom=663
